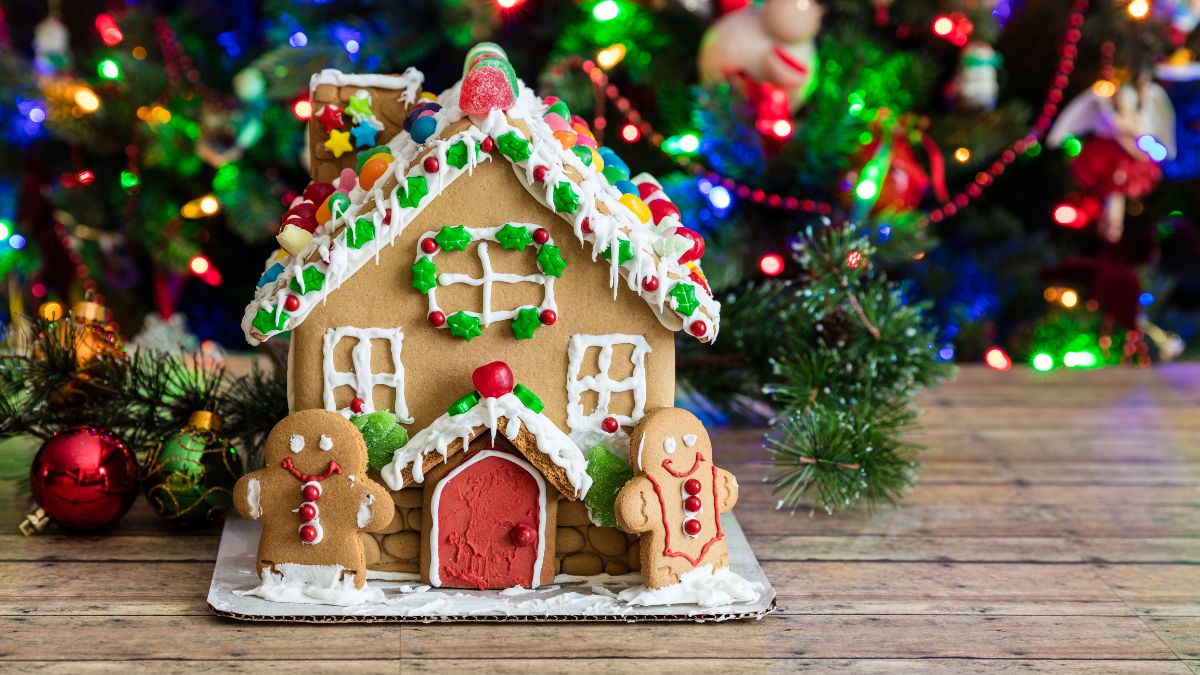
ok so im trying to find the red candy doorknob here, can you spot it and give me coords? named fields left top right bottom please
left=510, top=523, right=537, bottom=546
left=472, top=361, right=515, bottom=399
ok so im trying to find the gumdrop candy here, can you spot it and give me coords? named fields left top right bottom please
left=460, top=61, right=518, bottom=117
left=583, top=445, right=634, bottom=528
left=351, top=411, right=409, bottom=472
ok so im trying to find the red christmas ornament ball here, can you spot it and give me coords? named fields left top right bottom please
left=299, top=503, right=318, bottom=521
left=684, top=478, right=702, bottom=495
left=509, top=523, right=537, bottom=546
left=302, top=484, right=321, bottom=502
left=29, top=426, right=139, bottom=531
left=472, top=361, right=515, bottom=398
left=299, top=524, right=319, bottom=543
left=684, top=519, right=703, bottom=536
left=684, top=495, right=702, bottom=513
left=601, top=416, right=620, bottom=433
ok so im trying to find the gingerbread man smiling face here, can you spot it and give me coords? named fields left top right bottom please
left=615, top=407, right=738, bottom=588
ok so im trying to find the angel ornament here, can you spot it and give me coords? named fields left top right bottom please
left=1048, top=72, right=1176, bottom=242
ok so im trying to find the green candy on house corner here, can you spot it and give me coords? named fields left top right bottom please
left=352, top=411, right=410, bottom=472
left=142, top=411, right=243, bottom=527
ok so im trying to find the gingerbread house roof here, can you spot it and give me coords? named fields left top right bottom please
left=379, top=391, right=591, bottom=499
left=241, top=48, right=721, bottom=347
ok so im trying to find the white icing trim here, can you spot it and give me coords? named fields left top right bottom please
left=428, top=450, right=547, bottom=589
left=635, top=434, right=646, bottom=472
left=321, top=326, right=412, bottom=422
left=683, top=434, right=698, bottom=447
left=245, top=478, right=261, bottom=519
left=319, top=434, right=333, bottom=451
left=309, top=68, right=424, bottom=107
left=235, top=562, right=384, bottom=606
left=565, top=333, right=651, bottom=449
left=357, top=493, right=374, bottom=528
left=380, top=392, right=591, bottom=498
left=617, top=564, right=763, bottom=608
left=289, top=435, right=305, bottom=453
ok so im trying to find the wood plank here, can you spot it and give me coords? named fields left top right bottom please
left=0, top=662, right=400, bottom=674
left=1092, top=565, right=1200, bottom=616
left=1144, top=617, right=1200, bottom=661
left=0, top=535, right=218, bottom=562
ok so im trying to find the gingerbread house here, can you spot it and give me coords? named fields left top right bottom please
left=241, top=44, right=721, bottom=590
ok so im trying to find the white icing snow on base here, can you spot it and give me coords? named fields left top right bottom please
left=235, top=563, right=384, bottom=606
left=617, top=565, right=763, bottom=608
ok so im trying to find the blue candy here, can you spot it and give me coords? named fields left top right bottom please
left=598, top=147, right=629, bottom=176
left=403, top=102, right=441, bottom=131
left=614, top=179, right=638, bottom=196
left=257, top=262, right=285, bottom=288
left=410, top=115, right=437, bottom=144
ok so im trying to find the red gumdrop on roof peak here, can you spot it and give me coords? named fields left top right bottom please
left=472, top=361, right=515, bottom=399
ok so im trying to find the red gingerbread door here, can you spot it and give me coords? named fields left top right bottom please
left=430, top=449, right=546, bottom=589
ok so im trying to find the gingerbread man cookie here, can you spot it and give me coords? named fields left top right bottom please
left=233, top=409, right=393, bottom=589
left=615, top=407, right=738, bottom=589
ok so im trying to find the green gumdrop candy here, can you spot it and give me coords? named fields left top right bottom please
left=584, top=445, right=634, bottom=528
left=352, top=412, right=410, bottom=472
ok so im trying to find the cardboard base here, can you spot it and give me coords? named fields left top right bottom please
left=208, top=514, right=776, bottom=623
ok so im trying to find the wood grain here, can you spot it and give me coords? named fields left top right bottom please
left=1, top=363, right=1198, bottom=671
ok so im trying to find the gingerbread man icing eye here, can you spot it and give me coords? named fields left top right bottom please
left=664, top=436, right=677, bottom=454
left=319, top=434, right=334, bottom=451
left=289, top=434, right=305, bottom=453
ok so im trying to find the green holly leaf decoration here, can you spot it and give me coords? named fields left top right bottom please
left=351, top=412, right=409, bottom=472
left=435, top=225, right=472, bottom=251
left=511, top=307, right=541, bottom=340
left=446, top=141, right=469, bottom=169
left=669, top=281, right=700, bottom=316
left=600, top=238, right=634, bottom=265
left=537, top=244, right=567, bottom=277
left=289, top=265, right=326, bottom=294
left=398, top=176, right=429, bottom=208
left=412, top=256, right=438, bottom=294
left=584, top=446, right=635, bottom=528
left=347, top=217, right=375, bottom=249
left=496, top=223, right=533, bottom=250
left=496, top=131, right=531, bottom=162
left=447, top=311, right=482, bottom=341
left=552, top=181, right=579, bottom=214
left=251, top=307, right=289, bottom=335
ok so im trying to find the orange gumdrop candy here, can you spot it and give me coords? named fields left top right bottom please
left=315, top=195, right=332, bottom=225
left=358, top=155, right=392, bottom=191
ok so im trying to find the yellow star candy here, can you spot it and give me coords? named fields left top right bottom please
left=324, top=129, right=353, bottom=158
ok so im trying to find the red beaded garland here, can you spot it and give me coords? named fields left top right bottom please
left=601, top=416, right=619, bottom=433
left=302, top=484, right=321, bottom=502
left=533, top=165, right=548, bottom=182
left=481, top=136, right=496, bottom=153
left=428, top=311, right=446, bottom=327
left=690, top=320, right=708, bottom=337
left=299, top=503, right=318, bottom=521
left=423, top=156, right=440, bottom=173
left=641, top=275, right=659, bottom=292
left=300, top=524, right=319, bottom=543
left=539, top=309, right=557, bottom=325
left=683, top=519, right=703, bottom=536
left=509, top=523, right=537, bottom=546
left=420, top=238, right=438, bottom=254
left=350, top=397, right=365, bottom=414
left=684, top=495, right=702, bottom=513
left=684, top=478, right=702, bottom=496
left=284, top=295, right=301, bottom=312
left=580, top=217, right=592, bottom=234
left=532, top=228, right=550, bottom=244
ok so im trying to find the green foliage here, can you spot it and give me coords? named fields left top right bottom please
left=583, top=445, right=634, bottom=528
left=351, top=412, right=410, bottom=472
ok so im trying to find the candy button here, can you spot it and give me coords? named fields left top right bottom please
left=614, top=179, right=638, bottom=196
left=350, top=397, right=366, bottom=413
left=553, top=130, right=577, bottom=150
left=574, top=133, right=597, bottom=149
left=299, top=503, right=318, bottom=521
left=619, top=193, right=651, bottom=223
left=359, top=155, right=391, bottom=191
left=601, top=416, right=619, bottom=433
left=300, top=524, right=319, bottom=543
left=684, top=519, right=703, bottom=536
left=509, top=523, right=537, bottom=546
left=649, top=199, right=681, bottom=224
left=684, top=496, right=702, bottom=513
left=602, top=166, right=628, bottom=185
left=590, top=148, right=604, bottom=172
left=543, top=112, right=570, bottom=132
left=410, top=115, right=437, bottom=143
left=302, top=483, right=321, bottom=502
left=571, top=146, right=593, bottom=167
left=684, top=479, right=702, bottom=495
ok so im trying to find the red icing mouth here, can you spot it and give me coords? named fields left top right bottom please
left=772, top=46, right=809, bottom=76
left=281, top=457, right=342, bottom=482
left=662, top=452, right=705, bottom=477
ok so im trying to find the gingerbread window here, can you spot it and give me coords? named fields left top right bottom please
left=565, top=334, right=652, bottom=437
left=321, top=326, right=412, bottom=421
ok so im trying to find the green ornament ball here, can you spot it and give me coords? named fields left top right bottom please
left=143, top=411, right=243, bottom=527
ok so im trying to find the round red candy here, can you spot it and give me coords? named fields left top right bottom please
left=648, top=199, right=681, bottom=224
left=637, top=182, right=659, bottom=201
left=684, top=496, right=702, bottom=513
left=684, top=478, right=702, bottom=496
left=683, top=519, right=703, bottom=536
left=420, top=238, right=438, bottom=254
left=286, top=201, right=317, bottom=222
left=299, top=503, right=318, bottom=521
left=533, top=165, right=548, bottom=182
left=641, top=276, right=659, bottom=292
left=299, top=524, right=319, bottom=543
left=532, top=228, right=550, bottom=244
left=690, top=320, right=708, bottom=337
left=481, top=136, right=496, bottom=153
left=580, top=217, right=592, bottom=234
left=302, top=484, right=321, bottom=502
left=509, top=523, right=537, bottom=546
left=539, top=309, right=557, bottom=325
left=601, top=416, right=619, bottom=433
left=428, top=311, right=446, bottom=327
left=472, top=361, right=515, bottom=399
left=284, top=295, right=300, bottom=312
left=423, top=156, right=440, bottom=173
left=675, top=226, right=706, bottom=264
left=350, top=397, right=365, bottom=414
left=303, top=181, right=336, bottom=205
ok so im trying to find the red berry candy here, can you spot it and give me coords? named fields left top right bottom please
left=580, top=217, right=592, bottom=234
left=648, top=199, right=681, bottom=225
left=420, top=238, right=438, bottom=254
left=284, top=295, right=301, bottom=312
left=532, top=228, right=550, bottom=244
left=302, top=484, right=321, bottom=502
left=641, top=275, right=659, bottom=292
left=675, top=226, right=706, bottom=264
left=299, top=503, right=318, bottom=521
left=481, top=136, right=496, bottom=153
left=684, top=479, right=702, bottom=496
left=423, top=156, right=440, bottom=173
left=428, top=311, right=446, bottom=327
left=690, top=320, right=708, bottom=337
left=509, top=523, right=537, bottom=546
left=539, top=309, right=557, bottom=325
left=683, top=519, right=703, bottom=536
left=533, top=165, right=548, bottom=182
left=601, top=416, right=620, bottom=433
left=350, top=397, right=365, bottom=414
left=472, top=361, right=515, bottom=399
left=684, top=496, right=702, bottom=513
left=300, top=524, right=319, bottom=543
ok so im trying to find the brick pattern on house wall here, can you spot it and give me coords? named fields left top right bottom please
left=555, top=497, right=640, bottom=577
left=364, top=486, right=422, bottom=573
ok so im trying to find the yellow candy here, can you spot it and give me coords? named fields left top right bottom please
left=419, top=91, right=437, bottom=102
left=620, top=193, right=651, bottom=224
left=590, top=148, right=604, bottom=172
left=358, top=154, right=393, bottom=191
left=554, top=129, right=577, bottom=150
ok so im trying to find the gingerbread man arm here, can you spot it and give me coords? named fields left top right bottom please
left=233, top=469, right=270, bottom=520
left=614, top=476, right=659, bottom=534
left=357, top=479, right=394, bottom=533
left=716, top=467, right=739, bottom=513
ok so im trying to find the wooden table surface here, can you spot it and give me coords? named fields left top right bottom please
left=2, top=364, right=1198, bottom=673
